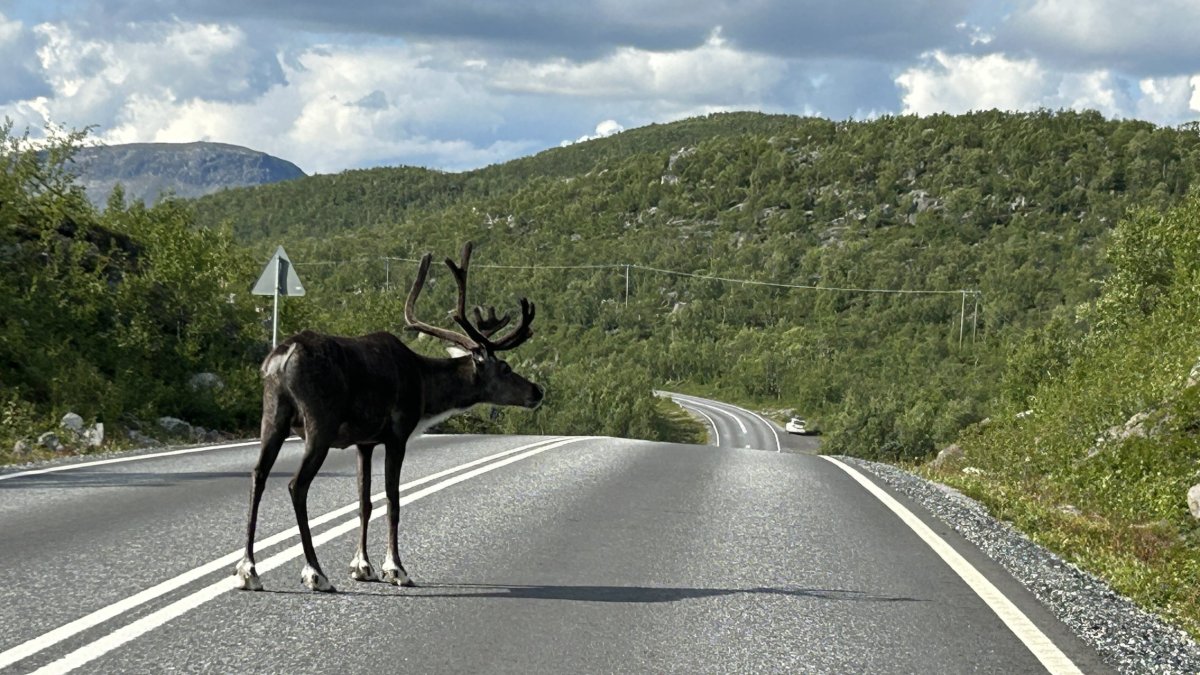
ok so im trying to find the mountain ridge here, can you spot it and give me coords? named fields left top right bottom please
left=68, top=140, right=306, bottom=207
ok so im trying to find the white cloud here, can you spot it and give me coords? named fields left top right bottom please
left=561, top=119, right=625, bottom=146
left=1055, top=70, right=1128, bottom=119
left=492, top=28, right=786, bottom=104
left=896, top=49, right=1200, bottom=125
left=896, top=51, right=1048, bottom=115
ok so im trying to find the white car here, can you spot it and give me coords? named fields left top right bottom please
left=784, top=417, right=808, bottom=434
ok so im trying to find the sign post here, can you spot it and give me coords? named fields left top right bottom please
left=252, top=246, right=305, bottom=348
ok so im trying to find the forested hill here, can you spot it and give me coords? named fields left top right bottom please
left=188, top=110, right=1200, bottom=459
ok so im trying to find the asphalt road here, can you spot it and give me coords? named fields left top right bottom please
left=662, top=391, right=821, bottom=454
left=0, top=430, right=1113, bottom=674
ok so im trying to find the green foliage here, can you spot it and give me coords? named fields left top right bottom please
left=934, top=193, right=1200, bottom=637
left=0, top=124, right=263, bottom=458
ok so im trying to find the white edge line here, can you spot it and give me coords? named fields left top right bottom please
left=32, top=435, right=596, bottom=675
left=0, top=435, right=570, bottom=671
left=672, top=393, right=781, bottom=452
left=820, top=456, right=1083, bottom=675
left=674, top=396, right=748, bottom=434
left=678, top=402, right=721, bottom=447
left=0, top=438, right=302, bottom=482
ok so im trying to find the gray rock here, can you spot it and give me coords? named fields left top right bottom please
left=1188, top=484, right=1200, bottom=520
left=83, top=423, right=104, bottom=448
left=60, top=412, right=85, bottom=434
left=37, top=431, right=63, bottom=452
left=13, top=439, right=32, bottom=456
left=929, top=443, right=963, bottom=469
left=157, top=416, right=193, bottom=437
left=127, top=429, right=163, bottom=448
left=188, top=372, right=224, bottom=392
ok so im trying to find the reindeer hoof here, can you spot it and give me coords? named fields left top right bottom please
left=235, top=559, right=264, bottom=591
left=302, top=564, right=336, bottom=593
left=382, top=564, right=414, bottom=587
left=349, top=554, right=379, bottom=582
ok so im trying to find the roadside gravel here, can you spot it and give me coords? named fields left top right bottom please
left=841, top=457, right=1200, bottom=675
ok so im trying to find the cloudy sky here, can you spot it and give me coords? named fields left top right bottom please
left=1, top=1, right=1198, bottom=174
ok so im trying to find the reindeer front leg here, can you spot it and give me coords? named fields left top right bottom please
left=382, top=439, right=415, bottom=586
left=349, top=444, right=379, bottom=582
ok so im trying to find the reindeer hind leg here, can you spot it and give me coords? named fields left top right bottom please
left=235, top=397, right=294, bottom=591
left=290, top=426, right=335, bottom=592
left=349, top=443, right=380, bottom=581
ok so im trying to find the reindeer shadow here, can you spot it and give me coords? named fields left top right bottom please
left=268, top=582, right=922, bottom=605
left=406, top=583, right=921, bottom=604
left=0, top=469, right=355, bottom=489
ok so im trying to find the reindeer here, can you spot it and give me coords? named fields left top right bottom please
left=235, top=242, right=543, bottom=592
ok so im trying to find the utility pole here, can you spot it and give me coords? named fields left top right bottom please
left=624, top=264, right=630, bottom=306
left=959, top=291, right=967, bottom=347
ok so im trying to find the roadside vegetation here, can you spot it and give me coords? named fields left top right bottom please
left=924, top=193, right=1200, bottom=637
left=2, top=111, right=1198, bottom=636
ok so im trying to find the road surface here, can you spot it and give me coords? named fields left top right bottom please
left=662, top=391, right=821, bottom=453
left=0, top=432, right=1111, bottom=673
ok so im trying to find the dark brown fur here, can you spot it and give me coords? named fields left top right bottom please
left=235, top=243, right=542, bottom=592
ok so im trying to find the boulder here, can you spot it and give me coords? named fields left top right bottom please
left=128, top=429, right=163, bottom=448
left=1187, top=359, right=1200, bottom=388
left=37, top=431, right=64, bottom=452
left=157, top=416, right=193, bottom=437
left=1189, top=484, right=1200, bottom=520
left=60, top=412, right=85, bottom=434
left=188, top=372, right=224, bottom=392
left=83, top=423, right=104, bottom=448
left=13, top=439, right=32, bottom=457
left=928, top=443, right=964, bottom=470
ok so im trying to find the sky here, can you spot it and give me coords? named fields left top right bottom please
left=1, top=1, right=1198, bottom=175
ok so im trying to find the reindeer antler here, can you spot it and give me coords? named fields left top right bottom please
left=404, top=241, right=536, bottom=353
left=471, top=306, right=512, bottom=337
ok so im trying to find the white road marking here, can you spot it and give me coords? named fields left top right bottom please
left=0, top=435, right=571, bottom=671
left=677, top=402, right=721, bottom=447
left=737, top=406, right=783, bottom=454
left=669, top=393, right=783, bottom=453
left=673, top=396, right=747, bottom=433
left=0, top=438, right=299, bottom=482
left=821, top=456, right=1083, bottom=675
left=31, top=436, right=595, bottom=675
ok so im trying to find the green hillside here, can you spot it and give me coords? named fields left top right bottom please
left=190, top=109, right=1200, bottom=460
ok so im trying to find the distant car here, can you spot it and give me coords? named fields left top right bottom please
left=784, top=417, right=809, bottom=435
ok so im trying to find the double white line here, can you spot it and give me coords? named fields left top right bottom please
left=2, top=435, right=592, bottom=674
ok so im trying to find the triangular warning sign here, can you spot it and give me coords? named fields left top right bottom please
left=252, top=246, right=306, bottom=297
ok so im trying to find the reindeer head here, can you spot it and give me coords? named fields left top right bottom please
left=404, top=242, right=544, bottom=409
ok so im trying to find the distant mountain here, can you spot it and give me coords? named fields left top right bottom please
left=68, top=141, right=306, bottom=207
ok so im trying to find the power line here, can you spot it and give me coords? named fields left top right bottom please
left=294, top=256, right=978, bottom=297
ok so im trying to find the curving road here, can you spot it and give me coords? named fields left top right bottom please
left=0, top=432, right=1113, bottom=674
left=662, top=391, right=821, bottom=454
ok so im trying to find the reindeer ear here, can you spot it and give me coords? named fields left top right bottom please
left=446, top=346, right=472, bottom=359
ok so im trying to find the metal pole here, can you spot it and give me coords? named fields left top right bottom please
left=624, top=264, right=630, bottom=306
left=959, top=291, right=966, bottom=347
left=272, top=256, right=280, bottom=349
left=972, top=293, right=979, bottom=344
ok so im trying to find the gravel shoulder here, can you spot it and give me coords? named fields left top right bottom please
left=842, top=457, right=1200, bottom=675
